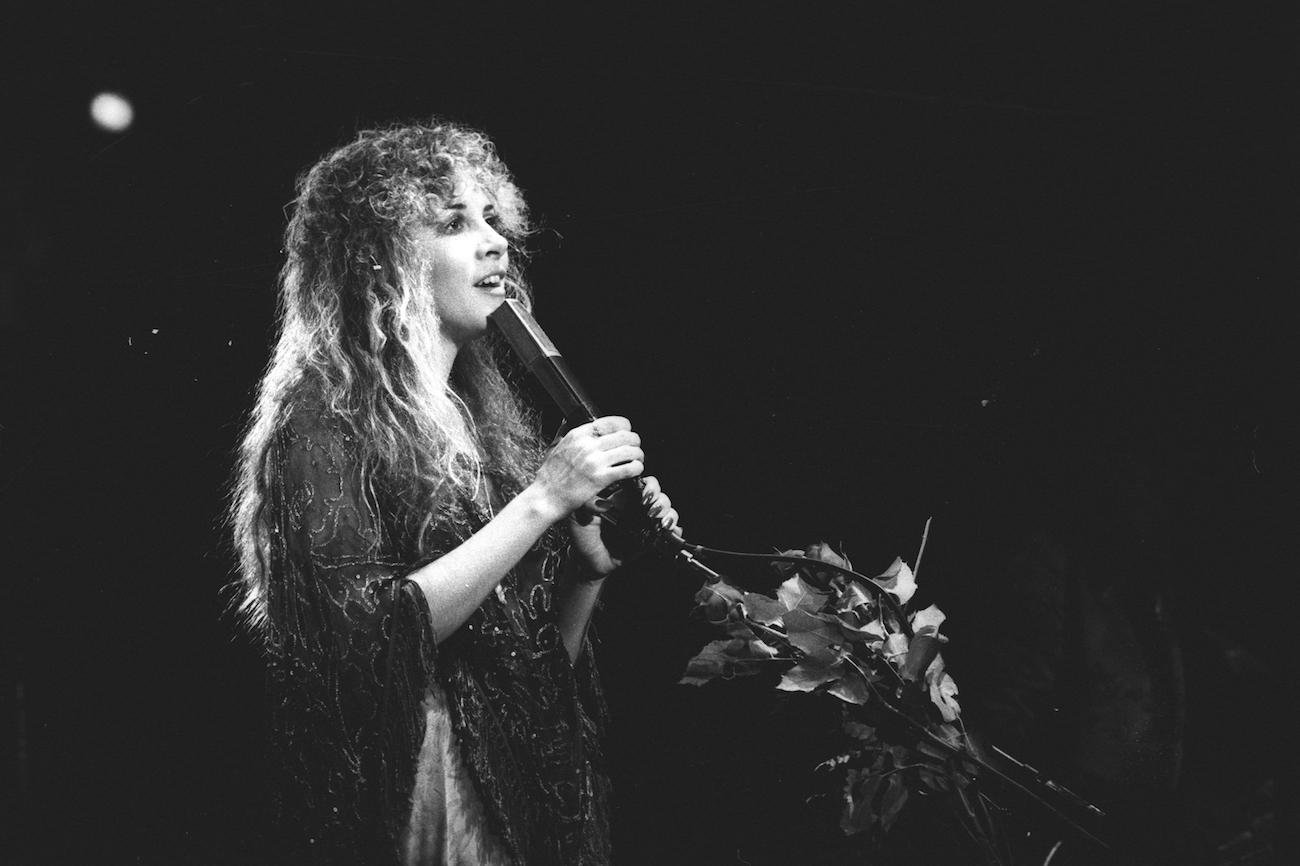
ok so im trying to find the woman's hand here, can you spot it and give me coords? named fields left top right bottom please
left=528, top=416, right=645, bottom=523
left=569, top=474, right=682, bottom=577
left=411, top=415, right=644, bottom=644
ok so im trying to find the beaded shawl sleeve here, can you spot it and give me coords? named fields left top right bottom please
left=260, top=404, right=610, bottom=865
left=260, top=406, right=439, bottom=862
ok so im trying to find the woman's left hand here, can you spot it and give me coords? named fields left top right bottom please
left=568, top=475, right=682, bottom=577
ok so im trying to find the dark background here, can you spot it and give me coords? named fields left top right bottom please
left=3, top=2, right=1293, bottom=863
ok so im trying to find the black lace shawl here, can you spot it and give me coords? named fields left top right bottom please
left=259, top=401, right=611, bottom=865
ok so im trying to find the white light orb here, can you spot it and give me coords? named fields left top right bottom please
left=90, top=92, right=134, bottom=132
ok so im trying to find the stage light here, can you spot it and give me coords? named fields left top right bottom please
left=90, top=92, right=134, bottom=132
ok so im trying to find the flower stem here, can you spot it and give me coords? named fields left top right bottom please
left=913, top=517, right=933, bottom=581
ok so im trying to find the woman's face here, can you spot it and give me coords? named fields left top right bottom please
left=410, top=178, right=510, bottom=349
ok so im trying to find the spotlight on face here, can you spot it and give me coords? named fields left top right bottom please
left=90, top=92, right=134, bottom=132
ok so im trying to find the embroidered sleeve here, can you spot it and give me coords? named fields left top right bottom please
left=263, top=410, right=436, bottom=864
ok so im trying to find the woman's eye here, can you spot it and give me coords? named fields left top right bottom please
left=441, top=215, right=464, bottom=233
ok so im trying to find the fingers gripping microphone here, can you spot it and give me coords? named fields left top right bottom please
left=489, top=299, right=707, bottom=568
left=489, top=298, right=636, bottom=516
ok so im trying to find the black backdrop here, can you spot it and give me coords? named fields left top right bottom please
left=4, top=2, right=1294, bottom=863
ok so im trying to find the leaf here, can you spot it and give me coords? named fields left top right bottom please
left=776, top=647, right=842, bottom=692
left=873, top=557, right=917, bottom=604
left=837, top=611, right=888, bottom=645
left=770, top=548, right=805, bottom=578
left=929, top=669, right=961, bottom=722
left=878, top=772, right=910, bottom=832
left=836, top=580, right=877, bottom=614
left=804, top=541, right=853, bottom=587
left=918, top=766, right=951, bottom=792
left=776, top=662, right=833, bottom=692
left=916, top=723, right=965, bottom=763
left=781, top=609, right=842, bottom=654
left=844, top=720, right=876, bottom=742
left=883, top=633, right=910, bottom=664
left=885, top=742, right=912, bottom=770
left=935, top=723, right=963, bottom=750
left=840, top=769, right=885, bottom=835
left=900, top=634, right=943, bottom=683
left=919, top=654, right=963, bottom=722
left=678, top=638, right=764, bottom=686
left=862, top=617, right=889, bottom=641
left=678, top=639, right=739, bottom=686
left=805, top=540, right=851, bottom=570
left=828, top=666, right=873, bottom=705
left=693, top=580, right=744, bottom=624
left=742, top=591, right=788, bottom=626
left=923, top=651, right=945, bottom=685
left=776, top=574, right=831, bottom=613
left=908, top=603, right=946, bottom=636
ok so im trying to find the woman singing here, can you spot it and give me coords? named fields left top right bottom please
left=229, top=118, right=679, bottom=864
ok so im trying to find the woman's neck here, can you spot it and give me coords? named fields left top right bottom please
left=434, top=334, right=460, bottom=386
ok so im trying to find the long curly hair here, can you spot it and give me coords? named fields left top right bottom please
left=230, top=118, right=545, bottom=631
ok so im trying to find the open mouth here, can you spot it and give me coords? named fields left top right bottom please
left=475, top=273, right=505, bottom=289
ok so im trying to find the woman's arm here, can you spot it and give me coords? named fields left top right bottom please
left=408, top=417, right=644, bottom=642
left=555, top=560, right=608, bottom=663
left=407, top=484, right=568, bottom=640
left=553, top=476, right=681, bottom=663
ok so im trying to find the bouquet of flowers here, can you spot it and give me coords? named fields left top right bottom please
left=680, top=537, right=1005, bottom=860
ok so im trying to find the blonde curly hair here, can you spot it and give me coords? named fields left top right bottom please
left=230, top=118, right=544, bottom=630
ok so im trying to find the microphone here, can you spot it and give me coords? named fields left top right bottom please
left=488, top=299, right=695, bottom=561
left=488, top=299, right=603, bottom=427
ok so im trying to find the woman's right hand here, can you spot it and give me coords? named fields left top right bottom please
left=529, top=416, right=644, bottom=522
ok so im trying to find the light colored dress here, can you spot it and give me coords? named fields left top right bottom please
left=401, top=685, right=512, bottom=866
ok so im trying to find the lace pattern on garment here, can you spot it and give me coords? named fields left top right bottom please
left=261, top=401, right=611, bottom=864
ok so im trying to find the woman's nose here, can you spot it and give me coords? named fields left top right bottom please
left=481, top=224, right=507, bottom=257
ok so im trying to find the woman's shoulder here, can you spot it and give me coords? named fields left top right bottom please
left=278, top=385, right=353, bottom=448
left=262, top=390, right=368, bottom=491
